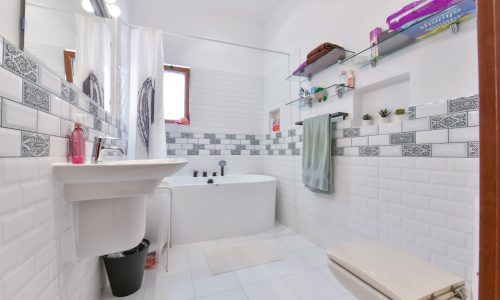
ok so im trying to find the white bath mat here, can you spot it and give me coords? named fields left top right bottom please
left=204, top=240, right=283, bottom=275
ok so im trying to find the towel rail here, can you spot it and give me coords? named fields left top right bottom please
left=295, top=112, right=348, bottom=125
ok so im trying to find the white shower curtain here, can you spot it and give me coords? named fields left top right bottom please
left=128, top=26, right=166, bottom=160
left=74, top=14, right=112, bottom=109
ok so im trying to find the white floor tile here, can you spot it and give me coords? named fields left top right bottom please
left=295, top=247, right=329, bottom=268
left=143, top=272, right=195, bottom=300
left=196, top=288, right=248, bottom=300
left=243, top=279, right=300, bottom=300
left=269, top=252, right=313, bottom=277
left=166, top=251, right=191, bottom=275
left=282, top=270, right=346, bottom=300
left=316, top=266, right=348, bottom=291
left=234, top=264, right=279, bottom=286
left=217, top=236, right=248, bottom=246
left=278, top=234, right=316, bottom=251
left=101, top=288, right=145, bottom=300
left=191, top=269, right=241, bottom=298
left=187, top=248, right=209, bottom=270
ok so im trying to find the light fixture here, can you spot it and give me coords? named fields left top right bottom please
left=106, top=4, right=121, bottom=18
left=81, top=0, right=95, bottom=13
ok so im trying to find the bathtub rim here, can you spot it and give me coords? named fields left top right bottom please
left=160, top=174, right=277, bottom=188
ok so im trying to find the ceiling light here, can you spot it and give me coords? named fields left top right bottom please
left=106, top=4, right=121, bottom=18
left=104, top=0, right=117, bottom=4
left=81, top=0, right=94, bottom=13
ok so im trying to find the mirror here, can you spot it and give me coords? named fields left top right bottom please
left=24, top=0, right=114, bottom=114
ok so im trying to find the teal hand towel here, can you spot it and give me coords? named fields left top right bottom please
left=302, top=114, right=332, bottom=192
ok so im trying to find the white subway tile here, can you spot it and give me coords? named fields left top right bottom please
left=369, top=135, right=390, bottom=146
left=60, top=101, right=69, bottom=119
left=402, top=117, right=430, bottom=132
left=0, top=67, right=22, bottom=102
left=336, top=138, right=351, bottom=147
left=432, top=143, right=468, bottom=158
left=416, top=129, right=448, bottom=144
left=378, top=122, right=401, bottom=134
left=351, top=136, right=368, bottom=147
left=415, top=101, right=447, bottom=118
left=449, top=127, right=479, bottom=143
left=1, top=257, right=36, bottom=299
left=359, top=125, right=378, bottom=136
left=0, top=127, right=21, bottom=156
left=379, top=145, right=402, bottom=157
left=2, top=208, right=36, bottom=241
left=2, top=100, right=38, bottom=131
left=49, top=136, right=68, bottom=157
left=467, top=111, right=479, bottom=127
left=38, top=111, right=61, bottom=136
left=50, top=96, right=62, bottom=117
left=39, top=67, right=61, bottom=96
left=343, top=147, right=359, bottom=156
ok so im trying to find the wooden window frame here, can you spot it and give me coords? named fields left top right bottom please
left=163, top=65, right=190, bottom=124
left=478, top=0, right=500, bottom=298
left=64, top=50, right=76, bottom=83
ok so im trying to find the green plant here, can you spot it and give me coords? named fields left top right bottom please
left=395, top=108, right=406, bottom=115
left=362, top=114, right=373, bottom=121
left=378, top=108, right=392, bottom=118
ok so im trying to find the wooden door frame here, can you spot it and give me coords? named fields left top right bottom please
left=478, top=0, right=500, bottom=298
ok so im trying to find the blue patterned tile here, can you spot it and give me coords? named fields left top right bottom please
left=408, top=106, right=416, bottom=120
left=23, top=81, right=50, bottom=112
left=402, top=144, right=431, bottom=157
left=4, top=41, right=38, bottom=83
left=390, top=132, right=416, bottom=144
left=431, top=113, right=467, bottom=129
left=359, top=146, right=379, bottom=157
left=448, top=95, right=479, bottom=113
left=343, top=128, right=360, bottom=138
left=61, top=82, right=78, bottom=105
left=468, top=141, right=479, bottom=158
left=21, top=132, right=49, bottom=157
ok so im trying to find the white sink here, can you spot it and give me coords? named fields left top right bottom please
left=53, top=159, right=187, bottom=258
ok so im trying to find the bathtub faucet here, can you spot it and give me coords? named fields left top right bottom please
left=193, top=170, right=199, bottom=177
left=219, top=160, right=227, bottom=176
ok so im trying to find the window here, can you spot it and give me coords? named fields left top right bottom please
left=163, top=65, right=190, bottom=124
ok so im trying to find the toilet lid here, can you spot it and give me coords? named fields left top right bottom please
left=326, top=241, right=465, bottom=300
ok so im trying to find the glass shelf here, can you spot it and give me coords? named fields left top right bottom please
left=285, top=84, right=354, bottom=106
left=342, top=0, right=476, bottom=68
left=285, top=48, right=355, bottom=80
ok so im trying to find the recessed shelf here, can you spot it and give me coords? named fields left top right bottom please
left=285, top=84, right=354, bottom=106
left=342, top=0, right=476, bottom=68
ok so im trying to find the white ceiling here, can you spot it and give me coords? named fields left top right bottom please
left=161, top=0, right=281, bottom=24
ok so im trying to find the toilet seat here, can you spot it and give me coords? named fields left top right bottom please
left=326, top=241, right=466, bottom=300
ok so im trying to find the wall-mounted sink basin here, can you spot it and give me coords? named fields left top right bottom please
left=53, top=159, right=187, bottom=258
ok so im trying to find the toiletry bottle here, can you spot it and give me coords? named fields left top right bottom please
left=71, top=116, right=86, bottom=164
left=347, top=70, right=355, bottom=88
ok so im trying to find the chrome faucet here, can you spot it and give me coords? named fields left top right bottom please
left=92, top=137, right=126, bottom=163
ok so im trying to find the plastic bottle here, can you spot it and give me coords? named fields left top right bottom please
left=71, top=115, right=86, bottom=164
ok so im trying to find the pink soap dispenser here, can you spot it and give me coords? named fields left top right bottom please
left=71, top=115, right=86, bottom=164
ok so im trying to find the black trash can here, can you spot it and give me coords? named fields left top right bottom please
left=102, top=239, right=150, bottom=297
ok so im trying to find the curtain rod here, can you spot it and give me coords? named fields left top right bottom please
left=25, top=2, right=290, bottom=56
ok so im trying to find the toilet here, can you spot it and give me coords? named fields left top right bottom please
left=326, top=241, right=467, bottom=300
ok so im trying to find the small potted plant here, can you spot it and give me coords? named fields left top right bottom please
left=362, top=114, right=373, bottom=127
left=394, top=108, right=406, bottom=122
left=378, top=108, right=392, bottom=124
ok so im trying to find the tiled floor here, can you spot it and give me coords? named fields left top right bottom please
left=101, top=224, right=357, bottom=300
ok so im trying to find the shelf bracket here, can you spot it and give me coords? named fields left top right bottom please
left=449, top=23, right=459, bottom=34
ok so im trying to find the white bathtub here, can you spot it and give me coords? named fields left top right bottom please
left=161, top=174, right=277, bottom=245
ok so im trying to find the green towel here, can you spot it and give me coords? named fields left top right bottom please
left=302, top=114, right=332, bottom=192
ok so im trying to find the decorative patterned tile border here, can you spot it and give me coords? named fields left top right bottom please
left=448, top=95, right=479, bottom=113
left=430, top=113, right=467, bottom=129
left=390, top=132, right=416, bottom=145
left=3, top=40, right=39, bottom=83
left=468, top=141, right=480, bottom=158
left=0, top=35, right=126, bottom=158
left=360, top=146, right=379, bottom=157
left=21, top=131, right=49, bottom=157
left=23, top=81, right=50, bottom=112
left=402, top=144, right=432, bottom=157
left=343, top=128, right=360, bottom=138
